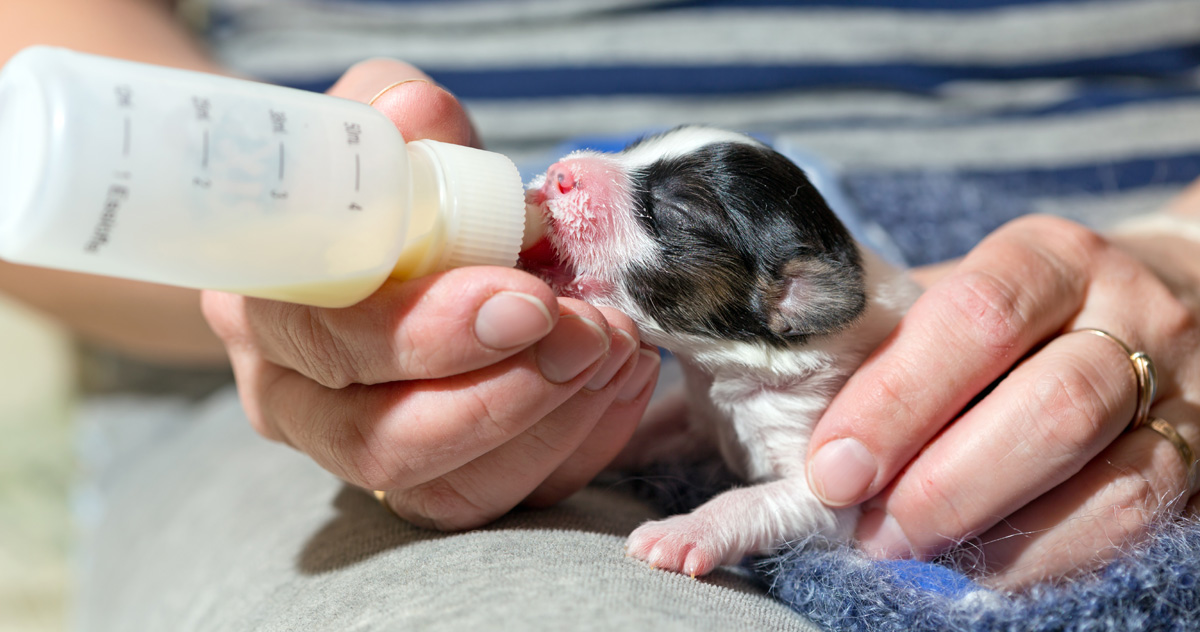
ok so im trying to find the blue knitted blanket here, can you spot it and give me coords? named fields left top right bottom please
left=766, top=520, right=1200, bottom=632
left=612, top=462, right=1200, bottom=632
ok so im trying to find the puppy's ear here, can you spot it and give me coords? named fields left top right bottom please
left=763, top=256, right=866, bottom=338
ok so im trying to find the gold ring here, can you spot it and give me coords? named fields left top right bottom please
left=1144, top=417, right=1199, bottom=493
left=1071, top=328, right=1158, bottom=431
left=373, top=489, right=396, bottom=514
left=367, top=78, right=432, bottom=106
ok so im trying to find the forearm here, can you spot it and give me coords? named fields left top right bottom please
left=0, top=0, right=221, bottom=71
left=0, top=0, right=230, bottom=365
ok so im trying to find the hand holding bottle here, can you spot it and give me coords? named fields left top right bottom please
left=202, top=60, right=661, bottom=528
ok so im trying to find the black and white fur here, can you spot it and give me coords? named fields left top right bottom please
left=520, top=126, right=920, bottom=577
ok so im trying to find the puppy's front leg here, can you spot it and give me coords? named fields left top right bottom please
left=625, top=476, right=858, bottom=577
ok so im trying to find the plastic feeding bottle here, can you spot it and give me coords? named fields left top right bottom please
left=0, top=47, right=541, bottom=307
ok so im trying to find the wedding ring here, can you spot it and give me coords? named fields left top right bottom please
left=1072, top=328, right=1158, bottom=432
left=367, top=78, right=432, bottom=106
left=1145, top=417, right=1199, bottom=493
left=373, top=489, right=395, bottom=514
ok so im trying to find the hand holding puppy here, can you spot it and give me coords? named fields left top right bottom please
left=809, top=209, right=1200, bottom=589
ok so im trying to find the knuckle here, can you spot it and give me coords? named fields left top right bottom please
left=400, top=478, right=493, bottom=531
left=393, top=324, right=438, bottom=381
left=1010, top=215, right=1106, bottom=260
left=239, top=364, right=292, bottom=445
left=1160, top=299, right=1196, bottom=341
left=242, top=403, right=282, bottom=443
left=862, top=362, right=923, bottom=428
left=1052, top=217, right=1108, bottom=259
left=1102, top=473, right=1168, bottom=530
left=460, top=389, right=516, bottom=443
left=1026, top=365, right=1109, bottom=458
left=323, top=408, right=400, bottom=491
left=994, top=215, right=1099, bottom=289
left=347, top=451, right=399, bottom=495
left=1122, top=475, right=1169, bottom=517
left=348, top=426, right=408, bottom=491
left=286, top=309, right=365, bottom=389
left=907, top=474, right=974, bottom=545
left=520, top=421, right=580, bottom=460
left=943, top=269, right=1027, bottom=356
left=200, top=291, right=246, bottom=343
left=1127, top=435, right=1193, bottom=510
left=596, top=306, right=638, bottom=337
left=1147, top=291, right=1199, bottom=351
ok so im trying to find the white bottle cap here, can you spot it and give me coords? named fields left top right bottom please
left=406, top=139, right=527, bottom=271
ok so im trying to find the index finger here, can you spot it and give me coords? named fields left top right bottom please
left=204, top=266, right=561, bottom=387
left=806, top=215, right=1102, bottom=507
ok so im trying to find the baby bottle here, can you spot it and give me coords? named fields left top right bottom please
left=0, top=47, right=538, bottom=307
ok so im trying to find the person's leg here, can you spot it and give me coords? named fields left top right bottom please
left=75, top=388, right=818, bottom=632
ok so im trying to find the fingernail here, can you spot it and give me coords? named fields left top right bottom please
left=537, top=316, right=609, bottom=383
left=585, top=329, right=637, bottom=391
left=474, top=292, right=554, bottom=350
left=617, top=348, right=660, bottom=402
left=856, top=509, right=913, bottom=560
left=808, top=437, right=877, bottom=506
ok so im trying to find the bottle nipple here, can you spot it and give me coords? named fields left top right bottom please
left=522, top=201, right=547, bottom=250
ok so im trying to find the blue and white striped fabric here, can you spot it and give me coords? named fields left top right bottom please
left=201, top=0, right=1200, bottom=265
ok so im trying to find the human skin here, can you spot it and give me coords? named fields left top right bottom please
left=203, top=60, right=663, bottom=527
left=0, top=0, right=232, bottom=364
left=5, top=0, right=1199, bottom=588
left=807, top=207, right=1200, bottom=588
left=0, top=0, right=661, bottom=525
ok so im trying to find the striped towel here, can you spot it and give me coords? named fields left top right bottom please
left=201, top=0, right=1200, bottom=266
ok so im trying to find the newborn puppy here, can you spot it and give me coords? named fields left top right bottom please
left=519, top=126, right=920, bottom=577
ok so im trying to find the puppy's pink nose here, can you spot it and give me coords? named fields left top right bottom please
left=547, top=162, right=576, bottom=194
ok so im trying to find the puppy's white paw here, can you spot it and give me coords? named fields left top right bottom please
left=625, top=513, right=728, bottom=577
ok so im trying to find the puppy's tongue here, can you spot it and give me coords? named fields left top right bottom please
left=517, top=220, right=580, bottom=294
left=518, top=235, right=558, bottom=268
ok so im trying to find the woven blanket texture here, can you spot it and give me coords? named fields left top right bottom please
left=611, top=462, right=1200, bottom=632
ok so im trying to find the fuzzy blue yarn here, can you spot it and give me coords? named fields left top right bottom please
left=610, top=463, right=1200, bottom=632
left=762, top=520, right=1200, bottom=632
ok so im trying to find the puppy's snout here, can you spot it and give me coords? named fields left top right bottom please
left=546, top=162, right=576, bottom=195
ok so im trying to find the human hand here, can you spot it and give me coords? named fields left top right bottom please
left=202, top=59, right=661, bottom=530
left=805, top=211, right=1200, bottom=589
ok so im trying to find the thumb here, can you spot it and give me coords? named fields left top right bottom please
left=326, top=58, right=480, bottom=148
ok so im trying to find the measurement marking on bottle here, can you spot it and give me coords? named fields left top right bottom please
left=278, top=142, right=285, bottom=180
left=355, top=154, right=361, bottom=192
left=122, top=117, right=131, bottom=157
left=201, top=130, right=210, bottom=169
left=115, top=85, right=133, bottom=108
